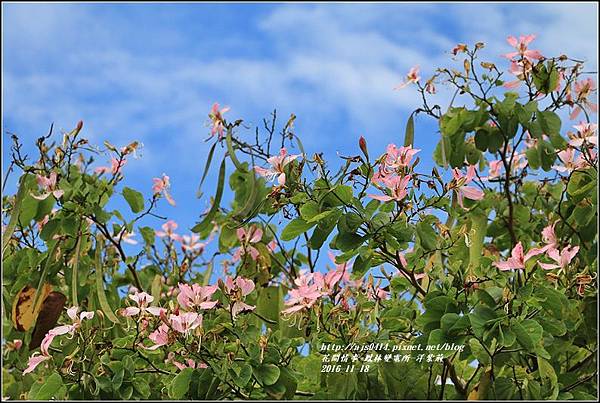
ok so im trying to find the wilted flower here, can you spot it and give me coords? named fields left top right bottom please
left=394, top=65, right=420, bottom=89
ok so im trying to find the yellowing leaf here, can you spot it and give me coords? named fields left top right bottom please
left=11, top=283, right=53, bottom=332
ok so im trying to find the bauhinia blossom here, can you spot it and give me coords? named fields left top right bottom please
left=485, top=160, right=503, bottom=180
left=451, top=165, right=485, bottom=208
left=152, top=174, right=176, bottom=206
left=541, top=221, right=559, bottom=253
left=146, top=323, right=170, bottom=350
left=24, top=307, right=94, bottom=374
left=222, top=276, right=256, bottom=319
left=504, top=60, right=533, bottom=89
left=95, top=157, right=126, bottom=176
left=31, top=172, right=64, bottom=200
left=493, top=242, right=546, bottom=271
left=569, top=78, right=598, bottom=120
left=538, top=245, right=579, bottom=270
left=155, top=220, right=181, bottom=241
left=208, top=102, right=230, bottom=140
left=569, top=122, right=598, bottom=147
left=254, top=148, right=301, bottom=186
left=179, top=234, right=206, bottom=254
left=503, top=34, right=543, bottom=61
left=553, top=147, right=587, bottom=173
left=177, top=283, right=219, bottom=310
left=394, top=65, right=420, bottom=89
left=369, top=175, right=411, bottom=202
left=233, top=225, right=263, bottom=261
left=281, top=274, right=323, bottom=315
left=383, top=144, right=421, bottom=170
left=169, top=312, right=203, bottom=336
left=121, top=292, right=165, bottom=317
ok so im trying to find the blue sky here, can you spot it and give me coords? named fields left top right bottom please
left=3, top=2, right=598, bottom=263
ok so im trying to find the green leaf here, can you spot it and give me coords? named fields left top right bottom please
left=404, top=113, right=415, bottom=147
left=253, top=364, right=280, bottom=386
left=169, top=367, right=195, bottom=399
left=30, top=372, right=63, bottom=400
left=192, top=157, right=226, bottom=233
left=512, top=319, right=542, bottom=351
left=416, top=220, right=437, bottom=251
left=281, top=218, right=317, bottom=241
left=139, top=226, right=155, bottom=246
left=537, top=111, right=561, bottom=136
left=122, top=187, right=145, bottom=214
left=233, top=364, right=253, bottom=388
left=257, top=286, right=282, bottom=328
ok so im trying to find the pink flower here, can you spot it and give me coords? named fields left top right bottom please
left=146, top=323, right=170, bottom=350
left=5, top=339, right=23, bottom=352
left=155, top=220, right=181, bottom=241
left=169, top=312, right=202, bottom=336
left=39, top=306, right=94, bottom=357
left=152, top=174, right=176, bottom=206
left=452, top=165, right=484, bottom=208
left=569, top=78, right=598, bottom=120
left=232, top=225, right=263, bottom=261
left=23, top=354, right=50, bottom=375
left=31, top=172, right=64, bottom=200
left=394, top=65, right=420, bottom=89
left=254, top=148, right=301, bottom=186
left=569, top=122, right=598, bottom=147
left=208, top=102, right=230, bottom=140
left=223, top=276, right=256, bottom=319
left=493, top=242, right=546, bottom=271
left=121, top=292, right=164, bottom=317
left=177, top=283, right=218, bottom=310
left=95, top=158, right=126, bottom=176
left=267, top=240, right=278, bottom=253
left=541, top=221, right=559, bottom=253
left=384, top=144, right=421, bottom=169
left=553, top=147, right=586, bottom=173
left=503, top=34, right=543, bottom=61
left=180, top=234, right=206, bottom=254
left=281, top=282, right=322, bottom=315
left=538, top=245, right=579, bottom=270
left=484, top=160, right=503, bottom=180
left=503, top=60, right=533, bottom=89
left=369, top=175, right=411, bottom=202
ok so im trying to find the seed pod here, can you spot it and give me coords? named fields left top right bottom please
left=29, top=291, right=67, bottom=350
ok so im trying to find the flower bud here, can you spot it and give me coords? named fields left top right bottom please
left=359, top=136, right=369, bottom=159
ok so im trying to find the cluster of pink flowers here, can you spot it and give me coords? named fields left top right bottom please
left=493, top=222, right=579, bottom=273
left=155, top=220, right=208, bottom=254
left=282, top=252, right=362, bottom=315
left=24, top=307, right=94, bottom=374
left=254, top=147, right=301, bottom=186
left=369, top=144, right=420, bottom=202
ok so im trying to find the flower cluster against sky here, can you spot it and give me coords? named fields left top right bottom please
left=3, top=2, right=598, bottom=262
